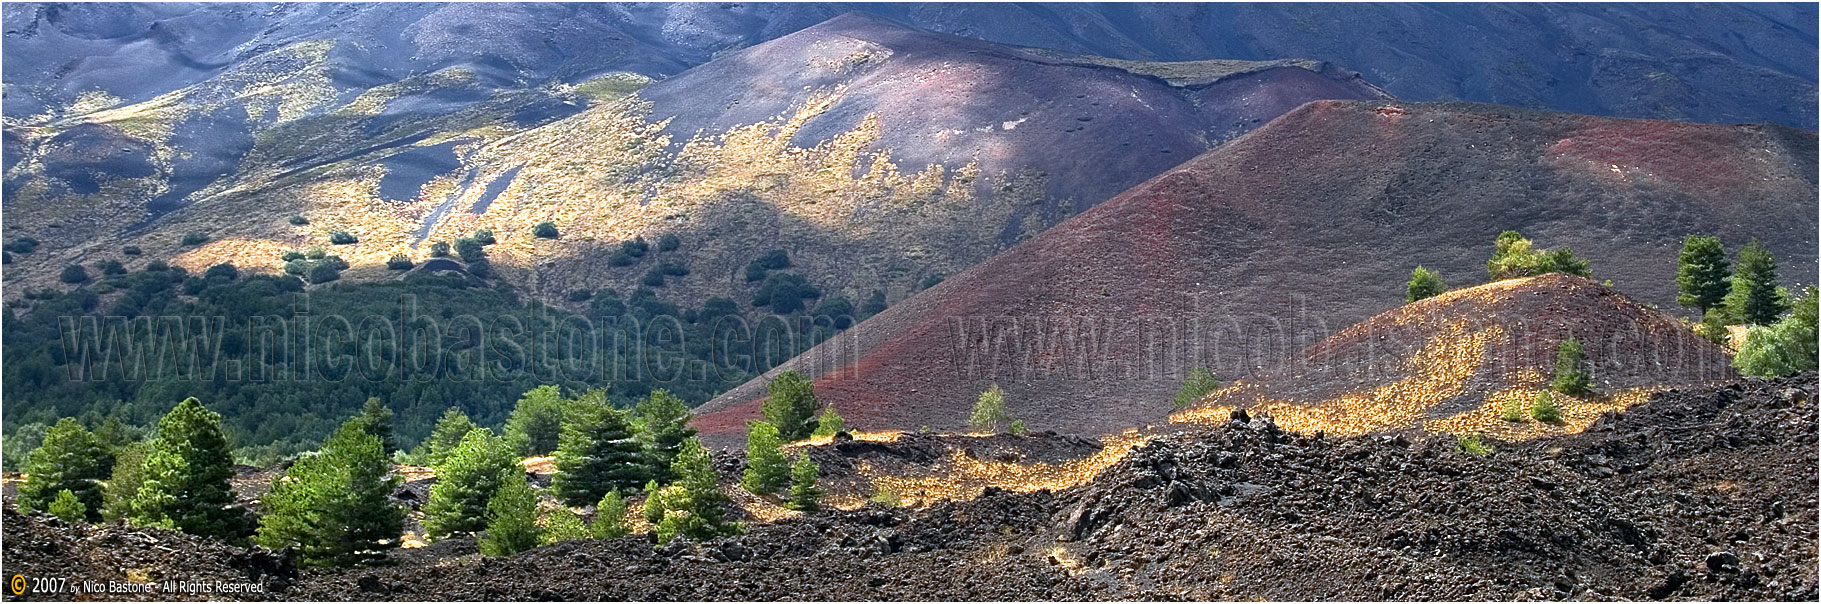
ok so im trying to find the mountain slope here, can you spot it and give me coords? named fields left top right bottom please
left=692, top=100, right=1817, bottom=442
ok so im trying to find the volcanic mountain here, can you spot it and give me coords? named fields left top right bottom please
left=692, top=100, right=1817, bottom=443
left=1174, top=274, right=1734, bottom=439
left=0, top=12, right=1389, bottom=308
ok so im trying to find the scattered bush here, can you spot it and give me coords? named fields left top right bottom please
left=1172, top=367, right=1220, bottom=411
left=122, top=245, right=141, bottom=256
left=744, top=249, right=789, bottom=281
left=1009, top=420, right=1029, bottom=436
left=1551, top=338, right=1591, bottom=395
left=567, top=289, right=593, bottom=302
left=862, top=290, right=888, bottom=318
left=1486, top=231, right=1590, bottom=280
left=1456, top=433, right=1494, bottom=456
left=870, top=484, right=902, bottom=507
left=305, top=247, right=327, bottom=260
left=281, top=250, right=305, bottom=262
left=328, top=230, right=357, bottom=245
left=59, top=264, right=89, bottom=284
left=473, top=229, right=497, bottom=246
left=657, top=234, right=681, bottom=252
left=541, top=506, right=590, bottom=545
left=752, top=272, right=820, bottom=313
left=810, top=296, right=854, bottom=328
left=466, top=259, right=492, bottom=279
left=455, top=237, right=485, bottom=263
left=429, top=241, right=450, bottom=257
left=307, top=262, right=342, bottom=284
left=533, top=221, right=559, bottom=239
left=181, top=232, right=209, bottom=246
left=970, top=384, right=1014, bottom=433
left=1406, top=266, right=1446, bottom=302
left=204, top=263, right=238, bottom=282
left=288, top=215, right=309, bottom=226
left=387, top=254, right=414, bottom=270
left=6, top=237, right=40, bottom=254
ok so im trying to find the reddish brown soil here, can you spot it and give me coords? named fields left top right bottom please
left=693, top=100, right=1817, bottom=444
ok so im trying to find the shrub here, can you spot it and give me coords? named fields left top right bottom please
left=533, top=221, right=559, bottom=239
left=1172, top=367, right=1220, bottom=411
left=920, top=273, right=946, bottom=290
left=1530, top=391, right=1562, bottom=423
left=862, top=290, right=888, bottom=318
left=1406, top=266, right=1446, bottom=302
left=429, top=241, right=450, bottom=258
left=1735, top=286, right=1818, bottom=377
left=761, top=370, right=819, bottom=441
left=18, top=418, right=107, bottom=519
left=422, top=428, right=518, bottom=540
left=1009, top=420, right=1029, bottom=436
left=130, top=398, right=248, bottom=539
left=204, top=263, right=238, bottom=281
left=741, top=421, right=790, bottom=495
left=61, top=264, right=91, bottom=284
left=144, top=260, right=169, bottom=272
left=48, top=489, right=86, bottom=523
left=121, top=245, right=141, bottom=256
left=1486, top=231, right=1590, bottom=280
left=810, top=296, right=854, bottom=329
left=1500, top=396, right=1525, bottom=422
left=288, top=215, right=309, bottom=226
left=657, top=234, right=681, bottom=252
left=503, top=385, right=567, bottom=456
left=306, top=262, right=341, bottom=284
left=328, top=230, right=357, bottom=245
left=811, top=405, right=845, bottom=438
left=870, top=484, right=902, bottom=507
left=1725, top=239, right=1786, bottom=325
left=255, top=418, right=404, bottom=566
left=281, top=250, right=305, bottom=262
left=642, top=268, right=668, bottom=287
left=466, top=259, right=491, bottom=279
left=541, top=506, right=590, bottom=545
left=970, top=384, right=1011, bottom=433
left=478, top=479, right=541, bottom=557
left=1456, top=433, right=1494, bottom=456
left=5, top=236, right=39, bottom=253
left=752, top=272, right=820, bottom=313
left=455, top=237, right=485, bottom=263
left=592, top=491, right=630, bottom=539
left=744, top=249, right=789, bottom=282
left=305, top=246, right=327, bottom=260
left=552, top=390, right=648, bottom=506
left=473, top=229, right=496, bottom=246
left=1676, top=235, right=1730, bottom=314
left=387, top=254, right=413, bottom=270
left=181, top=232, right=209, bottom=246
left=567, top=289, right=593, bottom=302
left=784, top=452, right=822, bottom=513
left=1551, top=338, right=1591, bottom=395
left=1699, top=309, right=1731, bottom=346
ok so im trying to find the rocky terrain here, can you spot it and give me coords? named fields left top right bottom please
left=5, top=374, right=1814, bottom=600
left=693, top=100, right=1817, bottom=441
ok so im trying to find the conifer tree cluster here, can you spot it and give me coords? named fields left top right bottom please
left=256, top=419, right=405, bottom=566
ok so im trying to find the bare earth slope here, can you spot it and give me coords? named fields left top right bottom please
left=693, top=100, right=1817, bottom=442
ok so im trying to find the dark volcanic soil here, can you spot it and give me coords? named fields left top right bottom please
left=6, top=375, right=1814, bottom=601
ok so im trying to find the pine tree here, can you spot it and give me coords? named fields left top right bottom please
left=653, top=438, right=738, bottom=545
left=351, top=397, right=398, bottom=455
left=478, top=479, right=541, bottom=557
left=1009, top=420, right=1029, bottom=436
left=504, top=385, right=568, bottom=456
left=48, top=489, right=85, bottom=522
left=592, top=491, right=630, bottom=539
left=1700, top=308, right=1732, bottom=346
left=970, top=384, right=1011, bottom=433
left=741, top=422, right=790, bottom=494
left=1406, top=266, right=1447, bottom=303
left=419, top=407, right=480, bottom=467
left=1551, top=338, right=1591, bottom=395
left=784, top=452, right=822, bottom=513
left=811, top=405, right=845, bottom=438
left=19, top=418, right=108, bottom=519
left=256, top=418, right=405, bottom=566
left=1725, top=239, right=1787, bottom=325
left=1530, top=391, right=1562, bottom=423
left=101, top=441, right=151, bottom=522
left=1500, top=396, right=1525, bottom=423
left=541, top=506, right=590, bottom=545
left=130, top=398, right=247, bottom=540
left=1676, top=235, right=1731, bottom=314
left=552, top=390, right=648, bottom=506
left=632, top=389, right=695, bottom=482
left=761, top=370, right=819, bottom=441
left=1172, top=368, right=1220, bottom=411
left=422, top=428, right=519, bottom=540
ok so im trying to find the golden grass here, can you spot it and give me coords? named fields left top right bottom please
left=838, top=429, right=1155, bottom=509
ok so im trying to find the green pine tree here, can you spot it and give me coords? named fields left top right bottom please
left=1700, top=308, right=1732, bottom=346
left=503, top=385, right=568, bottom=456
left=592, top=491, right=630, bottom=539
left=351, top=397, right=398, bottom=455
left=101, top=441, right=151, bottom=522
left=1676, top=235, right=1731, bottom=314
left=19, top=418, right=108, bottom=520
left=653, top=438, right=739, bottom=545
left=1551, top=338, right=1591, bottom=395
left=1530, top=391, right=1562, bottom=424
left=48, top=489, right=86, bottom=522
left=552, top=390, right=648, bottom=506
left=1725, top=239, right=1787, bottom=325
left=740, top=421, right=790, bottom=495
left=418, top=407, right=480, bottom=467
left=784, top=452, right=822, bottom=513
left=1406, top=266, right=1447, bottom=303
left=422, top=428, right=519, bottom=540
left=1172, top=368, right=1220, bottom=411
left=970, top=384, right=1011, bottom=433
left=478, top=479, right=541, bottom=557
left=632, top=390, right=695, bottom=483
left=1500, top=396, right=1525, bottom=423
left=761, top=370, right=819, bottom=441
left=811, top=405, right=845, bottom=438
left=541, top=506, right=590, bottom=545
left=130, top=398, right=248, bottom=540
left=256, top=418, right=405, bottom=566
